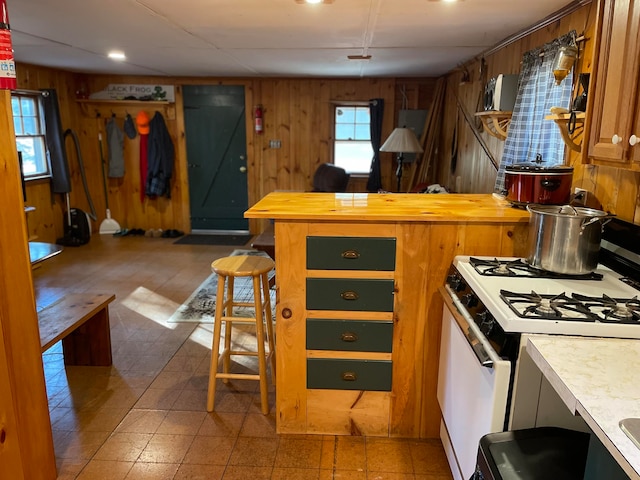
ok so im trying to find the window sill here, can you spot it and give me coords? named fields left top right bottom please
left=25, top=175, right=51, bottom=184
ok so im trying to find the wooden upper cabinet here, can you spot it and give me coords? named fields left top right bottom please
left=588, top=0, right=640, bottom=168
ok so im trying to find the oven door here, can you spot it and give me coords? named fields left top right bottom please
left=437, top=287, right=511, bottom=480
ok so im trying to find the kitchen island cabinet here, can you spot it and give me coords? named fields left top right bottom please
left=245, top=192, right=529, bottom=438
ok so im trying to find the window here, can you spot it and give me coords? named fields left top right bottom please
left=333, top=105, right=373, bottom=174
left=12, top=93, right=49, bottom=178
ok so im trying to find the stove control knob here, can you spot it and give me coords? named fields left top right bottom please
left=476, top=310, right=495, bottom=335
left=447, top=275, right=466, bottom=292
left=463, top=293, right=478, bottom=308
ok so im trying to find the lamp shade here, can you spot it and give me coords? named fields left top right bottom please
left=380, top=127, right=423, bottom=153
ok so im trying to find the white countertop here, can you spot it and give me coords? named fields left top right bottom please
left=526, top=335, right=640, bottom=479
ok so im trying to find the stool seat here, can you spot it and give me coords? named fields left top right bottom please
left=211, top=255, right=274, bottom=277
left=207, top=255, right=276, bottom=415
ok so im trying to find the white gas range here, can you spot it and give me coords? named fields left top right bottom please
left=437, top=220, right=640, bottom=480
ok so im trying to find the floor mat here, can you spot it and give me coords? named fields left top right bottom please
left=173, top=234, right=253, bottom=246
left=168, top=249, right=275, bottom=323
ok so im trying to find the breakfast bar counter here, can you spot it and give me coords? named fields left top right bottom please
left=245, top=192, right=530, bottom=438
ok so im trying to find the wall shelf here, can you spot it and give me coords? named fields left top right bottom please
left=474, top=111, right=512, bottom=141
left=76, top=99, right=175, bottom=120
left=545, top=112, right=585, bottom=153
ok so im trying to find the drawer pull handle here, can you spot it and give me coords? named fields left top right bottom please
left=341, top=332, right=358, bottom=342
left=341, top=291, right=359, bottom=301
left=342, top=371, right=357, bottom=382
left=342, top=250, right=360, bottom=259
left=282, top=308, right=292, bottom=319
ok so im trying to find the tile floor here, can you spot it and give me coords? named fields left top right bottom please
left=33, top=235, right=453, bottom=480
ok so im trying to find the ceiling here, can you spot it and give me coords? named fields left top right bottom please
left=10, top=0, right=581, bottom=78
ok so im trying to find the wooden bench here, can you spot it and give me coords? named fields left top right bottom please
left=38, top=293, right=115, bottom=366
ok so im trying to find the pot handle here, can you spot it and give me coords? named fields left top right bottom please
left=581, top=214, right=615, bottom=231
left=540, top=178, right=561, bottom=191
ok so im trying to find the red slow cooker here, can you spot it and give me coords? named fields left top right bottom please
left=504, top=163, right=573, bottom=207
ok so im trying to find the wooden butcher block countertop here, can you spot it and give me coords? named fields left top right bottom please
left=245, top=192, right=530, bottom=223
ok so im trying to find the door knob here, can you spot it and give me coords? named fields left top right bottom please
left=630, top=135, right=639, bottom=146
left=612, top=134, right=622, bottom=145
left=239, top=166, right=247, bottom=173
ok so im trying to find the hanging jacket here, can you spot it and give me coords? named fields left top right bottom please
left=106, top=117, right=125, bottom=178
left=145, top=112, right=174, bottom=198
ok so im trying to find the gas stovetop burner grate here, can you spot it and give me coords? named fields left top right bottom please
left=573, top=293, right=640, bottom=324
left=500, top=290, right=599, bottom=322
left=470, top=257, right=603, bottom=280
left=500, top=290, right=640, bottom=324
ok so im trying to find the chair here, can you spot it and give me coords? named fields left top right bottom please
left=312, top=163, right=350, bottom=192
left=251, top=163, right=350, bottom=261
left=207, top=255, right=276, bottom=415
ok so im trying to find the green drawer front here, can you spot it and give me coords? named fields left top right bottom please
left=306, top=319, right=393, bottom=352
left=306, top=278, right=394, bottom=312
left=307, top=236, right=396, bottom=271
left=307, top=358, right=392, bottom=391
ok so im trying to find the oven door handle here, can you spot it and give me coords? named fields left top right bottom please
left=468, top=330, right=494, bottom=368
left=443, top=285, right=496, bottom=369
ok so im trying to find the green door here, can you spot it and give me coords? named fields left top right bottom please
left=183, top=85, right=249, bottom=232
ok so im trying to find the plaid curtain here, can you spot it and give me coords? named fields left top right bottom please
left=494, top=31, right=576, bottom=194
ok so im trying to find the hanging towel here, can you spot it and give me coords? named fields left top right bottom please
left=106, top=117, right=125, bottom=178
left=145, top=112, right=174, bottom=198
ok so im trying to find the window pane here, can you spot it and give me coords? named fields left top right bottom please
left=16, top=138, right=37, bottom=175
left=336, top=124, right=355, bottom=140
left=334, top=140, right=373, bottom=174
left=336, top=107, right=356, bottom=124
left=13, top=117, right=22, bottom=135
left=355, top=108, right=370, bottom=123
left=16, top=136, right=48, bottom=177
left=11, top=97, right=20, bottom=116
left=354, top=124, right=370, bottom=140
left=20, top=97, right=36, bottom=116
left=22, top=117, right=38, bottom=135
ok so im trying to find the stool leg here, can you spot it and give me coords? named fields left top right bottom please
left=253, top=275, right=269, bottom=414
left=207, top=273, right=227, bottom=412
left=261, top=271, right=276, bottom=384
left=222, top=276, right=235, bottom=382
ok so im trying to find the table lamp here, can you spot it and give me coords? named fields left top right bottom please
left=380, top=127, right=424, bottom=192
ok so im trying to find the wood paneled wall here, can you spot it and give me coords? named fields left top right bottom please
left=15, top=65, right=435, bottom=241
left=433, top=1, right=640, bottom=224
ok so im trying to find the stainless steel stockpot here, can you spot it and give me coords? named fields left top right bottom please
left=526, top=204, right=613, bottom=274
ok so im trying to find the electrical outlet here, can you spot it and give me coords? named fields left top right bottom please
left=573, top=188, right=588, bottom=206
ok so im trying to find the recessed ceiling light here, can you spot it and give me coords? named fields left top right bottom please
left=294, top=0, right=334, bottom=4
left=108, top=51, right=126, bottom=61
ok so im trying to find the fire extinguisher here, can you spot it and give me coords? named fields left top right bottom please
left=0, top=0, right=16, bottom=90
left=254, top=104, right=263, bottom=135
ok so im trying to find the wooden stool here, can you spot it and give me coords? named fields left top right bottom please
left=207, top=255, right=276, bottom=414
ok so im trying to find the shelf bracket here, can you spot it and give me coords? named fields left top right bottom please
left=474, top=111, right=512, bottom=141
left=545, top=112, right=585, bottom=153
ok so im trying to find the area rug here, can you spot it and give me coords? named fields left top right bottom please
left=168, top=249, right=275, bottom=323
left=174, top=234, right=253, bottom=246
